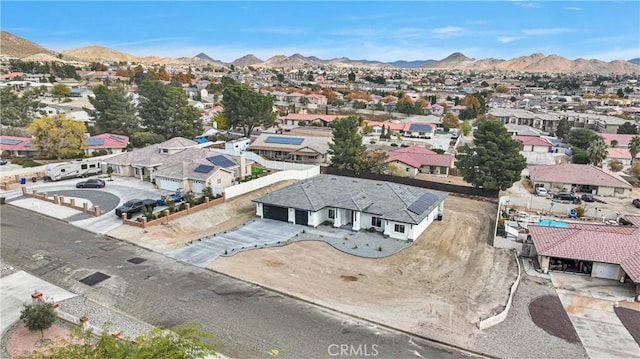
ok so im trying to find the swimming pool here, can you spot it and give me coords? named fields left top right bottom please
left=537, top=219, right=569, bottom=228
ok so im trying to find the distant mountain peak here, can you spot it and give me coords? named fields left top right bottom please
left=195, top=52, right=222, bottom=63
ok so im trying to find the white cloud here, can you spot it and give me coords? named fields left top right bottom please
left=497, top=36, right=523, bottom=44
left=522, top=27, right=573, bottom=35
left=509, top=1, right=542, bottom=9
left=432, top=26, right=463, bottom=35
left=563, top=6, right=581, bottom=11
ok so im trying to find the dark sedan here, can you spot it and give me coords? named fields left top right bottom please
left=633, top=199, right=640, bottom=209
left=76, top=178, right=106, bottom=188
left=581, top=193, right=595, bottom=202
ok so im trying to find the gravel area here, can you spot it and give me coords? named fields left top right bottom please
left=473, top=269, right=588, bottom=359
left=58, top=296, right=154, bottom=340
left=615, top=307, right=640, bottom=346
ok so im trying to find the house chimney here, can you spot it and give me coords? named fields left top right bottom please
left=239, top=154, right=247, bottom=179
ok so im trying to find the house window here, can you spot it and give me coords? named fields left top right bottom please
left=394, top=224, right=405, bottom=233
left=371, top=217, right=382, bottom=227
left=440, top=166, right=447, bottom=174
left=328, top=209, right=335, bottom=219
left=217, top=178, right=222, bottom=184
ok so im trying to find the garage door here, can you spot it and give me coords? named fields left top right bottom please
left=191, top=181, right=205, bottom=194
left=593, top=262, right=620, bottom=280
left=263, top=205, right=288, bottom=222
left=294, top=210, right=308, bottom=226
left=159, top=178, right=182, bottom=192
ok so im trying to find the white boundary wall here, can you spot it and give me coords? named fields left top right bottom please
left=477, top=251, right=522, bottom=330
left=225, top=166, right=320, bottom=199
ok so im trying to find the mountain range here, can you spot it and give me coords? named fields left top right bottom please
left=1, top=31, right=639, bottom=74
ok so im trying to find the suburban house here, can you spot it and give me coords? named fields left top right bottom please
left=599, top=133, right=637, bottom=148
left=605, top=148, right=639, bottom=170
left=105, top=137, right=251, bottom=194
left=280, top=113, right=337, bottom=126
left=253, top=175, right=447, bottom=241
left=528, top=163, right=632, bottom=196
left=0, top=135, right=37, bottom=157
left=514, top=135, right=552, bottom=153
left=247, top=133, right=331, bottom=164
left=83, top=133, right=129, bottom=155
left=399, top=122, right=436, bottom=138
left=365, top=121, right=405, bottom=136
left=385, top=145, right=454, bottom=177
left=529, top=216, right=640, bottom=288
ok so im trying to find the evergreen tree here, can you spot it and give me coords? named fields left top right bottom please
left=629, top=136, right=640, bottom=164
left=328, top=116, right=366, bottom=170
left=586, top=137, right=608, bottom=167
left=222, top=84, right=275, bottom=137
left=88, top=85, right=138, bottom=135
left=455, top=120, right=526, bottom=190
left=20, top=301, right=57, bottom=340
left=616, top=121, right=638, bottom=135
left=555, top=118, right=571, bottom=140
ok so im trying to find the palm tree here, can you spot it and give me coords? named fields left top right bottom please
left=586, top=137, right=608, bottom=167
left=629, top=136, right=640, bottom=164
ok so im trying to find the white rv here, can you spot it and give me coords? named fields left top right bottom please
left=44, top=159, right=103, bottom=181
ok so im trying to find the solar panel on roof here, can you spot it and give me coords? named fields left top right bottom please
left=264, top=136, right=304, bottom=145
left=0, top=138, right=22, bottom=145
left=206, top=155, right=236, bottom=168
left=86, top=138, right=105, bottom=146
left=109, top=134, right=126, bottom=143
left=408, top=124, right=432, bottom=132
left=24, top=142, right=31, bottom=147
left=194, top=164, right=215, bottom=173
left=407, top=193, right=438, bottom=215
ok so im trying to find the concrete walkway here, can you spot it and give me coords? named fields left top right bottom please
left=549, top=272, right=640, bottom=359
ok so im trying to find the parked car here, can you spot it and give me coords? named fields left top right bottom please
left=75, top=178, right=106, bottom=188
left=0, top=159, right=7, bottom=165
left=633, top=199, right=640, bottom=208
left=115, top=199, right=157, bottom=219
left=553, top=192, right=581, bottom=204
left=581, top=193, right=595, bottom=202
left=535, top=187, right=547, bottom=196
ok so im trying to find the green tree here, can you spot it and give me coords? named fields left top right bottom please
left=567, top=128, right=597, bottom=150
left=395, top=96, right=414, bottom=115
left=222, top=84, right=275, bottom=137
left=130, top=131, right=165, bottom=148
left=276, top=73, right=285, bottom=83
left=616, top=121, right=638, bottom=135
left=586, top=137, right=608, bottom=167
left=0, top=87, right=44, bottom=127
left=571, top=147, right=590, bottom=164
left=19, top=323, right=216, bottom=359
left=460, top=120, right=472, bottom=136
left=455, top=120, right=526, bottom=190
left=328, top=116, right=366, bottom=170
left=629, top=136, right=640, bottom=164
left=27, top=115, right=86, bottom=159
left=138, top=80, right=203, bottom=140
left=20, top=301, right=57, bottom=340
left=214, top=112, right=228, bottom=130
left=50, top=84, right=70, bottom=102
left=555, top=118, right=570, bottom=140
left=348, top=71, right=356, bottom=82
left=88, top=85, right=138, bottom=135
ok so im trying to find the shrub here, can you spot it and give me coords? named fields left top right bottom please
left=390, top=143, right=398, bottom=147
left=367, top=227, right=376, bottom=233
left=574, top=206, right=585, bottom=218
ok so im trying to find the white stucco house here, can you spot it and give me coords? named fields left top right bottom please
left=252, top=175, right=447, bottom=241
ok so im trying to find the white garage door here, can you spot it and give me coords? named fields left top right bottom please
left=191, top=181, right=205, bottom=194
left=593, top=262, right=620, bottom=280
left=159, top=178, right=182, bottom=192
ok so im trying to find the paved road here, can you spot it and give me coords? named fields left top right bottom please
left=1, top=206, right=477, bottom=359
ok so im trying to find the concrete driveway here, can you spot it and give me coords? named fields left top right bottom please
left=2, top=176, right=172, bottom=234
left=165, top=219, right=303, bottom=267
left=549, top=272, right=640, bottom=359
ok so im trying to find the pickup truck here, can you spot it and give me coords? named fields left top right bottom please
left=115, top=199, right=157, bottom=219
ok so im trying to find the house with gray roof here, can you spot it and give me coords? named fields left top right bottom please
left=105, top=137, right=251, bottom=194
left=253, top=175, right=447, bottom=241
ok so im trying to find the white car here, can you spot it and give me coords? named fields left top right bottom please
left=536, top=187, right=548, bottom=196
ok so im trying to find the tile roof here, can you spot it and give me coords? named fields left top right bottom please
left=366, top=121, right=405, bottom=131
left=0, top=136, right=36, bottom=152
left=606, top=147, right=639, bottom=160
left=385, top=145, right=454, bottom=168
left=283, top=113, right=337, bottom=123
left=529, top=217, right=640, bottom=282
left=528, top=163, right=632, bottom=189
left=253, top=175, right=447, bottom=225
left=84, top=133, right=129, bottom=150
left=514, top=135, right=552, bottom=147
left=599, top=133, right=637, bottom=147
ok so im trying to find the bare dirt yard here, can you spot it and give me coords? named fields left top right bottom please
left=209, top=195, right=518, bottom=348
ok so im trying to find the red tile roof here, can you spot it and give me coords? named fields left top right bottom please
left=514, top=135, right=552, bottom=147
left=366, top=121, right=405, bottom=131
left=599, top=133, right=637, bottom=147
left=0, top=135, right=36, bottom=152
left=606, top=147, right=640, bottom=160
left=529, top=217, right=640, bottom=282
left=385, top=145, right=454, bottom=168
left=528, top=163, right=632, bottom=189
left=85, top=133, right=130, bottom=149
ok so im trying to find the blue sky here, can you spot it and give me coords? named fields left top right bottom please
left=2, top=1, right=639, bottom=62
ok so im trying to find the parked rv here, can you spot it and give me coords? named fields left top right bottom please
left=44, top=159, right=103, bottom=181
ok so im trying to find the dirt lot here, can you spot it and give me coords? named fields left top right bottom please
left=209, top=196, right=518, bottom=348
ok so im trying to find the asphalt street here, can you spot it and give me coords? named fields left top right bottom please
left=0, top=205, right=478, bottom=359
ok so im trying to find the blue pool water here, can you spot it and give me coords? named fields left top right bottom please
left=537, top=219, right=569, bottom=228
